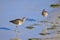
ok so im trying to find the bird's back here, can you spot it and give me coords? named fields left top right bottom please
left=10, top=19, right=23, bottom=25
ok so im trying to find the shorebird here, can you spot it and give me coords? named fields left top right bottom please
left=9, top=17, right=36, bottom=38
left=9, top=17, right=27, bottom=38
left=42, top=9, right=48, bottom=17
left=41, top=9, right=49, bottom=35
left=10, top=17, right=26, bottom=27
left=9, top=17, right=36, bottom=27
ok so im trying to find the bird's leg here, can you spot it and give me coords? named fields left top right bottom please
left=43, top=16, right=44, bottom=21
left=43, top=16, right=47, bottom=21
left=15, top=25, right=19, bottom=38
left=43, top=16, right=48, bottom=33
left=45, top=17, right=48, bottom=32
left=45, top=17, right=49, bottom=34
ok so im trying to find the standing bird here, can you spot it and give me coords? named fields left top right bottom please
left=9, top=17, right=26, bottom=38
left=10, top=17, right=26, bottom=27
left=41, top=9, right=49, bottom=36
left=42, top=9, right=48, bottom=17
left=10, top=17, right=36, bottom=27
left=9, top=17, right=36, bottom=39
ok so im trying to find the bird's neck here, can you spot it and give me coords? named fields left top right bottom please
left=22, top=18, right=26, bottom=22
left=23, top=19, right=26, bottom=21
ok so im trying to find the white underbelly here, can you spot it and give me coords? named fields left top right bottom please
left=18, top=21, right=24, bottom=25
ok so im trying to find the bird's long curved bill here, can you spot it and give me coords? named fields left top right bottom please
left=0, top=27, right=11, bottom=30
left=26, top=18, right=36, bottom=22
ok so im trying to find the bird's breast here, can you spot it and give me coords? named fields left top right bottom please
left=43, top=12, right=48, bottom=17
left=18, top=21, right=24, bottom=25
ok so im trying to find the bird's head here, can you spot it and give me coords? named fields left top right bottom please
left=42, top=9, right=48, bottom=17
left=43, top=9, right=45, bottom=11
left=22, top=17, right=27, bottom=21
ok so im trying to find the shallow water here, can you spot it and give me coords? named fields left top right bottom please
left=0, top=0, right=60, bottom=40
